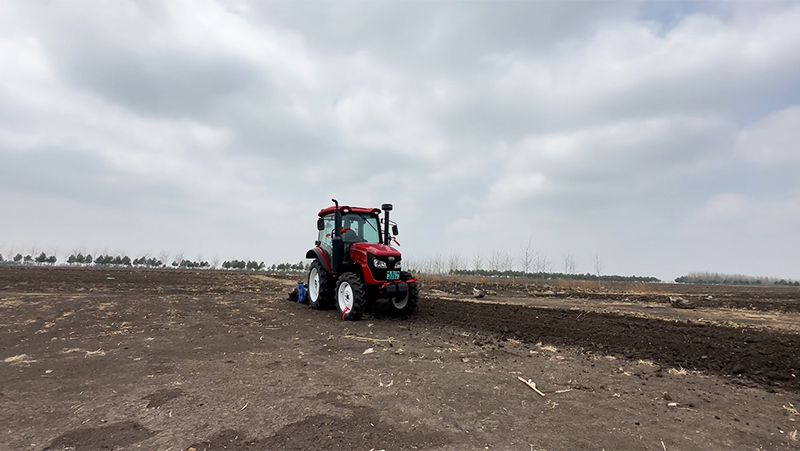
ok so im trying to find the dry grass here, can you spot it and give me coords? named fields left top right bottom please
left=3, top=354, right=37, bottom=365
left=344, top=334, right=395, bottom=344
left=535, top=342, right=559, bottom=353
left=84, top=348, right=106, bottom=358
left=667, top=367, right=689, bottom=376
left=0, top=298, right=25, bottom=308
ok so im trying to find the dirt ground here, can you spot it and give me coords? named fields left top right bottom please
left=1, top=267, right=799, bottom=450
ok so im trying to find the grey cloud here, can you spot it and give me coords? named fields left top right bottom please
left=254, top=2, right=638, bottom=65
left=0, top=147, right=197, bottom=215
left=23, top=11, right=259, bottom=116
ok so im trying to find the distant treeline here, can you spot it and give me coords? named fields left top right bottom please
left=675, top=272, right=800, bottom=286
left=222, top=260, right=264, bottom=270
left=0, top=252, right=57, bottom=265
left=450, top=269, right=660, bottom=282
left=269, top=262, right=309, bottom=272
left=0, top=252, right=268, bottom=271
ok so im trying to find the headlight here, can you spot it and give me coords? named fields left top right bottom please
left=394, top=261, right=401, bottom=269
left=373, top=259, right=387, bottom=268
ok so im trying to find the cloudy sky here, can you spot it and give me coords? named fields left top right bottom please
left=1, top=1, right=799, bottom=279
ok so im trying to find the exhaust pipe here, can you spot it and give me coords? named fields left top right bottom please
left=331, top=198, right=344, bottom=272
left=381, top=203, right=392, bottom=245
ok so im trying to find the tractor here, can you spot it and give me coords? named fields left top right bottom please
left=304, top=199, right=418, bottom=320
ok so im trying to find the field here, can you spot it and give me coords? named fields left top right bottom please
left=1, top=267, right=799, bottom=450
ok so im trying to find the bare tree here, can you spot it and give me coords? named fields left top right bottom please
left=488, top=250, right=502, bottom=272
left=540, top=255, right=551, bottom=273
left=420, top=258, right=429, bottom=275
left=430, top=254, right=444, bottom=275
left=173, top=251, right=184, bottom=268
left=500, top=252, right=514, bottom=272
left=594, top=254, right=602, bottom=288
left=563, top=254, right=576, bottom=274
left=472, top=253, right=483, bottom=272
left=414, top=259, right=428, bottom=274
left=533, top=253, right=550, bottom=273
left=211, top=255, right=220, bottom=269
left=519, top=238, right=534, bottom=275
left=447, top=253, right=461, bottom=274
left=159, top=251, right=170, bottom=267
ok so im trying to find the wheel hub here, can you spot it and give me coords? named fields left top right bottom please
left=338, top=282, right=354, bottom=312
left=392, top=291, right=409, bottom=310
left=309, top=268, right=320, bottom=301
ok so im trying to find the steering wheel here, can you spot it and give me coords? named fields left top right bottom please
left=326, top=228, right=353, bottom=239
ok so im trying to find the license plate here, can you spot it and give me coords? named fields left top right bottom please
left=386, top=270, right=400, bottom=280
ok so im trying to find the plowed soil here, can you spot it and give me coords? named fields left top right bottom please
left=1, top=267, right=799, bottom=450
left=424, top=275, right=800, bottom=313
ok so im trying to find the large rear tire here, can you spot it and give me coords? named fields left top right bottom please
left=336, top=272, right=366, bottom=321
left=308, top=260, right=334, bottom=309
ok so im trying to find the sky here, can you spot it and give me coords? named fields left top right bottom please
left=1, top=0, right=799, bottom=280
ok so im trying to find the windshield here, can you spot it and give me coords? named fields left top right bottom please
left=342, top=213, right=382, bottom=244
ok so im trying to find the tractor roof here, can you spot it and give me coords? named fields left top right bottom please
left=318, top=206, right=381, bottom=217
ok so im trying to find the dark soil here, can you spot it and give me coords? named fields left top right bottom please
left=43, top=421, right=153, bottom=450
left=418, top=298, right=800, bottom=391
left=143, top=388, right=184, bottom=409
left=188, top=392, right=448, bottom=451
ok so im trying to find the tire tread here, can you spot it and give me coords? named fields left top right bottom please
left=308, top=260, right=334, bottom=310
left=337, top=272, right=367, bottom=321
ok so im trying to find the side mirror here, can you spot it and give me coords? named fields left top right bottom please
left=317, top=218, right=325, bottom=231
left=392, top=224, right=399, bottom=235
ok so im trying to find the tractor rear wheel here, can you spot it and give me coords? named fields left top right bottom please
left=336, top=272, right=366, bottom=321
left=308, top=260, right=334, bottom=309
left=390, top=280, right=419, bottom=316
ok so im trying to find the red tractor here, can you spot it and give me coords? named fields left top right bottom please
left=305, top=199, right=419, bottom=320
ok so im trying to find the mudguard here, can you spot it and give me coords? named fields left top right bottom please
left=305, top=247, right=331, bottom=272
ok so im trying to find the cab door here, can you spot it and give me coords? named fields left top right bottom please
left=318, top=215, right=335, bottom=255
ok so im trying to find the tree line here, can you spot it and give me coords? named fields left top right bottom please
left=0, top=252, right=57, bottom=265
left=450, top=268, right=659, bottom=282
left=221, top=260, right=264, bottom=270
left=2, top=252, right=311, bottom=274
left=675, top=272, right=800, bottom=286
left=0, top=252, right=269, bottom=272
left=269, top=261, right=309, bottom=272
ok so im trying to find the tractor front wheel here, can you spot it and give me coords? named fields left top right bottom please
left=336, top=272, right=366, bottom=321
left=308, top=260, right=334, bottom=309
left=390, top=281, right=419, bottom=316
